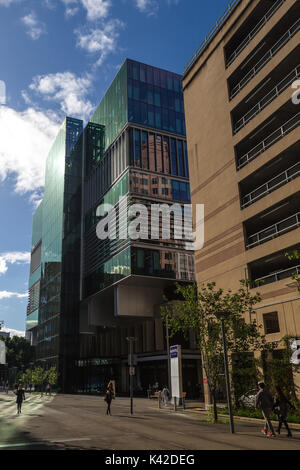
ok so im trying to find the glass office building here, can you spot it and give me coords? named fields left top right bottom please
left=27, top=117, right=83, bottom=389
left=26, top=60, right=202, bottom=396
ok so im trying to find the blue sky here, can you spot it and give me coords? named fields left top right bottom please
left=0, top=0, right=231, bottom=333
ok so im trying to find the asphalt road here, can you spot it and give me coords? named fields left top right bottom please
left=0, top=392, right=300, bottom=451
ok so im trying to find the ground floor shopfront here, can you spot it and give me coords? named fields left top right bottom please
left=74, top=353, right=204, bottom=400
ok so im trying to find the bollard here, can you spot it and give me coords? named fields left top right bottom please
left=174, top=396, right=177, bottom=412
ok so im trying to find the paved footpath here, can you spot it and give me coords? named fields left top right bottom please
left=0, top=392, right=300, bottom=450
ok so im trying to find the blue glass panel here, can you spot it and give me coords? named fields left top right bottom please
left=170, top=138, right=178, bottom=176
left=177, top=140, right=184, bottom=177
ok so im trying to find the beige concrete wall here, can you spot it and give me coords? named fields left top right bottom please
left=183, top=0, right=300, bottom=403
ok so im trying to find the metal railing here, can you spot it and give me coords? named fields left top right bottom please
left=237, top=112, right=300, bottom=170
left=253, top=264, right=300, bottom=287
left=241, top=161, right=300, bottom=208
left=226, top=0, right=286, bottom=67
left=247, top=211, right=300, bottom=249
left=234, top=64, right=300, bottom=134
left=230, top=19, right=300, bottom=100
left=183, top=0, right=242, bottom=76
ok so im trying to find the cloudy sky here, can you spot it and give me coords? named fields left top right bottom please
left=0, top=0, right=230, bottom=332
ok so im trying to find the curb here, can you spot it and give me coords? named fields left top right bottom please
left=153, top=404, right=300, bottom=429
left=185, top=408, right=300, bottom=429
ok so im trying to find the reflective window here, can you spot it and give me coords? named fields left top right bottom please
left=127, top=60, right=185, bottom=136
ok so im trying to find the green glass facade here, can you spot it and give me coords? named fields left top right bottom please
left=27, top=117, right=83, bottom=385
left=91, top=61, right=127, bottom=151
left=26, top=60, right=197, bottom=394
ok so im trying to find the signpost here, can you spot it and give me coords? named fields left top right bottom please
left=126, top=337, right=137, bottom=415
left=170, top=345, right=183, bottom=411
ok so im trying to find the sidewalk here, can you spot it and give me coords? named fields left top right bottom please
left=154, top=399, right=300, bottom=430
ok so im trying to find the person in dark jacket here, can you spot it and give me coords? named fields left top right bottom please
left=15, top=383, right=25, bottom=414
left=273, top=386, right=295, bottom=437
left=104, top=384, right=113, bottom=416
left=255, top=382, right=276, bottom=437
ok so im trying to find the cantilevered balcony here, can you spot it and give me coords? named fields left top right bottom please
left=236, top=103, right=300, bottom=170
left=225, top=0, right=287, bottom=68
left=229, top=16, right=300, bottom=100
left=244, top=194, right=300, bottom=249
left=249, top=243, right=300, bottom=287
left=254, top=264, right=300, bottom=287
left=246, top=212, right=300, bottom=249
left=240, top=144, right=300, bottom=208
left=233, top=63, right=300, bottom=134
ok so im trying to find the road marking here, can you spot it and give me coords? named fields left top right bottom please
left=0, top=438, right=91, bottom=448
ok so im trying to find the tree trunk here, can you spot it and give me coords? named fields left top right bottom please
left=212, top=390, right=218, bottom=422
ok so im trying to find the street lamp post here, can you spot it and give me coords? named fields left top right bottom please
left=214, top=311, right=235, bottom=434
left=165, top=318, right=171, bottom=396
left=126, top=337, right=137, bottom=415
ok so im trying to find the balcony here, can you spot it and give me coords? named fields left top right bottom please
left=249, top=243, right=300, bottom=287
left=236, top=110, right=300, bottom=170
left=244, top=193, right=300, bottom=248
left=226, top=0, right=287, bottom=68
left=246, top=211, right=300, bottom=249
left=233, top=63, right=300, bottom=134
left=241, top=160, right=300, bottom=209
left=229, top=17, right=300, bottom=100
left=254, top=264, right=300, bottom=287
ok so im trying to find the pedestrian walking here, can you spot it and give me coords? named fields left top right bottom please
left=14, top=383, right=25, bottom=415
left=104, top=383, right=113, bottom=416
left=255, top=382, right=276, bottom=437
left=273, top=386, right=295, bottom=438
left=162, top=386, right=169, bottom=406
left=45, top=383, right=51, bottom=396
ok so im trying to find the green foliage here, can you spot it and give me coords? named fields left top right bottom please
left=261, top=335, right=300, bottom=400
left=19, top=369, right=32, bottom=386
left=44, top=366, right=58, bottom=387
left=18, top=365, right=58, bottom=392
left=161, top=281, right=276, bottom=421
left=3, top=336, right=35, bottom=369
left=220, top=406, right=300, bottom=424
left=285, top=250, right=300, bottom=294
left=31, top=366, right=44, bottom=387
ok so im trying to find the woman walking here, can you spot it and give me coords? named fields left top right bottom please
left=15, top=383, right=25, bottom=415
left=273, top=386, right=295, bottom=437
left=104, top=383, right=113, bottom=416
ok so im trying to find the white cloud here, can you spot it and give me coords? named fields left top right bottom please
left=0, top=106, right=59, bottom=195
left=0, top=291, right=28, bottom=300
left=0, top=252, right=30, bottom=276
left=62, top=0, right=111, bottom=20
left=76, top=19, right=124, bottom=67
left=21, top=11, right=46, bottom=40
left=135, top=0, right=158, bottom=15
left=29, top=72, right=94, bottom=122
left=1, top=327, right=25, bottom=337
left=81, top=0, right=111, bottom=20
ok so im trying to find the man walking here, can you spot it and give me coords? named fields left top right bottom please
left=256, top=382, right=276, bottom=437
left=162, top=386, right=169, bottom=406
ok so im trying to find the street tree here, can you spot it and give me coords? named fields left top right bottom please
left=45, top=366, right=58, bottom=388
left=4, top=336, right=35, bottom=370
left=31, top=366, right=45, bottom=395
left=161, top=281, right=275, bottom=421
